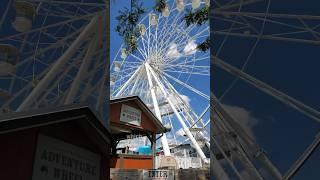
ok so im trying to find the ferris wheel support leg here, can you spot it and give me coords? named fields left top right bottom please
left=65, top=18, right=102, bottom=104
left=145, top=63, right=209, bottom=163
left=145, top=64, right=171, bottom=156
left=163, top=76, right=211, bottom=148
left=17, top=14, right=100, bottom=111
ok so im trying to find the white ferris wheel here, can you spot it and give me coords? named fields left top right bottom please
left=110, top=0, right=210, bottom=163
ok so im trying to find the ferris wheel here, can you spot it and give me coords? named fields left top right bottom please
left=110, top=0, right=210, bottom=163
left=212, top=0, right=320, bottom=179
left=0, top=1, right=108, bottom=120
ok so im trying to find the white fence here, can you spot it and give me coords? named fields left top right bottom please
left=155, top=156, right=202, bottom=169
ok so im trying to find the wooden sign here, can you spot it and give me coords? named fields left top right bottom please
left=120, top=104, right=142, bottom=126
left=143, top=169, right=174, bottom=180
left=32, top=134, right=101, bottom=180
left=159, top=156, right=177, bottom=169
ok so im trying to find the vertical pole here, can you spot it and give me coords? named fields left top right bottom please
left=152, top=134, right=156, bottom=169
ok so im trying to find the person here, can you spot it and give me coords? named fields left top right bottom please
left=125, top=146, right=129, bottom=154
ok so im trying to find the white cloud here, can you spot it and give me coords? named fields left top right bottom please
left=159, top=93, right=190, bottom=113
left=221, top=104, right=258, bottom=140
left=167, top=43, right=181, bottom=59
left=183, top=40, right=197, bottom=55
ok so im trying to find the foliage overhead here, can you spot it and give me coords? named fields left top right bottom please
left=184, top=6, right=209, bottom=52
left=197, top=37, right=210, bottom=52
left=115, top=0, right=146, bottom=54
left=154, top=0, right=166, bottom=13
left=184, top=6, right=209, bottom=27
left=115, top=0, right=209, bottom=53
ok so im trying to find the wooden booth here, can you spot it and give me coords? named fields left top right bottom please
left=0, top=104, right=111, bottom=180
left=109, top=96, right=169, bottom=170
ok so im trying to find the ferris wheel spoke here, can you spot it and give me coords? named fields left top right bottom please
left=112, top=65, right=143, bottom=97
left=155, top=10, right=176, bottom=41
left=177, top=54, right=210, bottom=65
left=156, top=13, right=190, bottom=52
left=161, top=52, right=207, bottom=66
left=157, top=19, right=186, bottom=47
left=214, top=57, right=320, bottom=123
left=214, top=0, right=263, bottom=11
left=112, top=69, right=139, bottom=85
left=137, top=34, right=150, bottom=57
left=162, top=76, right=210, bottom=150
left=244, top=15, right=320, bottom=37
left=150, top=15, right=164, bottom=55
left=214, top=11, right=320, bottom=21
left=15, top=27, right=85, bottom=68
left=36, top=3, right=104, bottom=18
left=162, top=71, right=209, bottom=100
left=0, top=12, right=99, bottom=42
left=129, top=69, right=145, bottom=95
left=156, top=7, right=186, bottom=43
left=136, top=47, right=148, bottom=60
left=213, top=11, right=320, bottom=44
left=163, top=69, right=209, bottom=76
left=270, top=30, right=318, bottom=38
left=217, top=25, right=253, bottom=34
left=215, top=31, right=320, bottom=45
left=158, top=22, right=193, bottom=52
left=31, top=1, right=105, bottom=7
left=128, top=53, right=145, bottom=62
left=164, top=64, right=209, bottom=74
